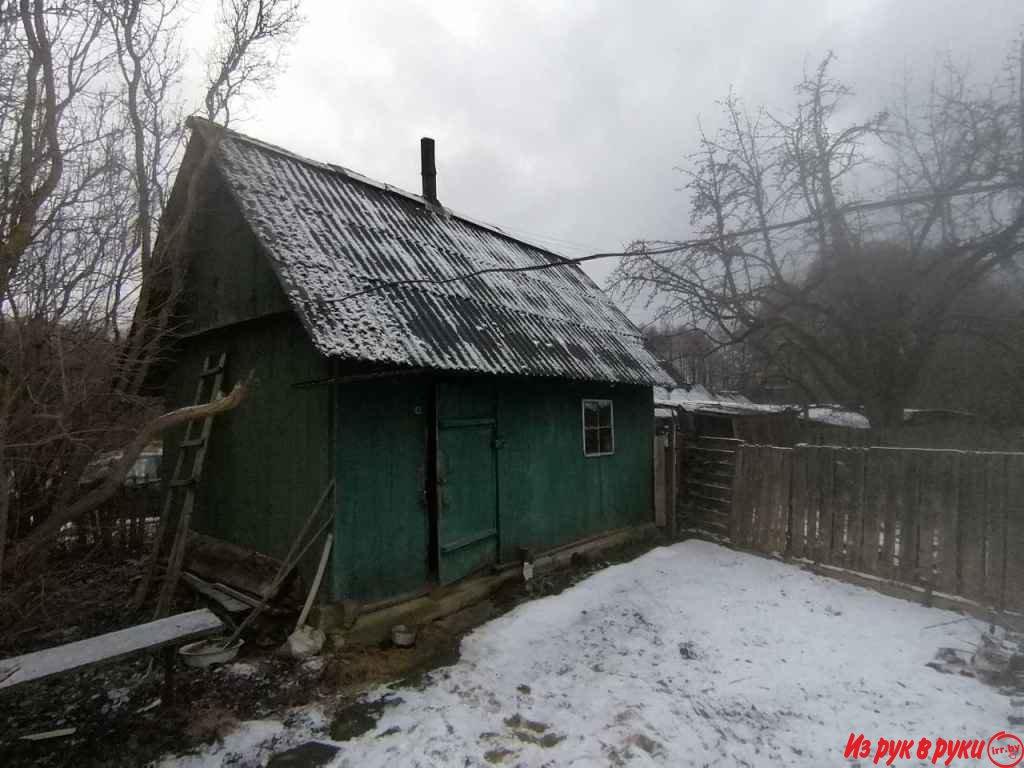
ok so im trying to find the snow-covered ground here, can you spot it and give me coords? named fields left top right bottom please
left=162, top=540, right=1012, bottom=767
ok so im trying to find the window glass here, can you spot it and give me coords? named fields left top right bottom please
left=582, top=399, right=614, bottom=456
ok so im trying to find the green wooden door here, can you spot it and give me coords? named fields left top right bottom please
left=437, top=381, right=498, bottom=584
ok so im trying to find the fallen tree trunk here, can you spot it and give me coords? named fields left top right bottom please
left=3, top=379, right=250, bottom=576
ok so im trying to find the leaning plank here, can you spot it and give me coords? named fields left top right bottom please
left=182, top=572, right=250, bottom=613
left=0, top=608, right=222, bottom=691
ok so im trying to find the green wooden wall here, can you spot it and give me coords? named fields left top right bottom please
left=177, top=164, right=290, bottom=336
left=163, top=163, right=331, bottom=572
left=164, top=316, right=332, bottom=566
left=330, top=374, right=653, bottom=602
left=493, top=378, right=653, bottom=562
left=332, top=376, right=431, bottom=602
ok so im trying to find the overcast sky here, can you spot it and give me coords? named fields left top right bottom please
left=191, top=0, right=1021, bottom=301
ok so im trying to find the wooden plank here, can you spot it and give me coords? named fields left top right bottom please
left=897, top=450, right=920, bottom=584
left=831, top=448, right=854, bottom=568
left=755, top=447, right=772, bottom=552
left=861, top=448, right=883, bottom=575
left=915, top=453, right=939, bottom=590
left=984, top=453, right=1009, bottom=607
left=653, top=436, right=667, bottom=527
left=742, top=445, right=759, bottom=547
left=913, top=450, right=942, bottom=589
left=789, top=445, right=810, bottom=558
left=1002, top=454, right=1024, bottom=612
left=958, top=452, right=988, bottom=601
left=880, top=449, right=901, bottom=576
left=728, top=446, right=747, bottom=544
left=732, top=445, right=748, bottom=546
left=182, top=572, right=250, bottom=613
left=936, top=451, right=961, bottom=595
left=844, top=449, right=866, bottom=570
left=807, top=446, right=822, bottom=560
left=775, top=449, right=793, bottom=554
left=755, top=447, right=773, bottom=552
left=0, top=609, right=222, bottom=691
left=816, top=447, right=835, bottom=563
left=694, top=436, right=744, bottom=447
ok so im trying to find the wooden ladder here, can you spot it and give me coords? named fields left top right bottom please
left=132, top=353, right=228, bottom=617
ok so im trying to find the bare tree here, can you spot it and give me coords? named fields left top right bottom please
left=613, top=44, right=1024, bottom=426
left=203, top=0, right=302, bottom=124
left=0, top=0, right=305, bottom=581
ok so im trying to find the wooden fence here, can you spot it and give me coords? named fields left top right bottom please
left=728, top=444, right=1024, bottom=612
left=683, top=436, right=742, bottom=536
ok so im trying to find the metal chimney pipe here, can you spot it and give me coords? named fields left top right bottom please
left=420, top=137, right=438, bottom=205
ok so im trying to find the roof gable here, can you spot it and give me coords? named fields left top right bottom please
left=190, top=120, right=672, bottom=386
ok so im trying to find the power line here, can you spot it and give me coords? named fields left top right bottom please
left=330, top=180, right=1024, bottom=303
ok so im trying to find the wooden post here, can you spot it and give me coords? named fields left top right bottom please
left=653, top=435, right=667, bottom=528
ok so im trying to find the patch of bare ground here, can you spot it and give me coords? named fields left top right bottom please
left=1, top=531, right=664, bottom=766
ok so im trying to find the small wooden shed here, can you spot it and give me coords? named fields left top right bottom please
left=160, top=120, right=673, bottom=604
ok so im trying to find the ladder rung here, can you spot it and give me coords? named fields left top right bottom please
left=169, top=477, right=197, bottom=488
left=179, top=437, right=207, bottom=449
left=200, top=363, right=225, bottom=377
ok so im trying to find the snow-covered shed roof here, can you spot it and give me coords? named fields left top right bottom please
left=653, top=386, right=797, bottom=417
left=802, top=406, right=871, bottom=430
left=189, top=119, right=673, bottom=386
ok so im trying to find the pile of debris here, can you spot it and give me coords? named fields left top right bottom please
left=927, top=625, right=1024, bottom=725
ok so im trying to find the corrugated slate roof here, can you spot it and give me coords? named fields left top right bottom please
left=192, top=119, right=672, bottom=386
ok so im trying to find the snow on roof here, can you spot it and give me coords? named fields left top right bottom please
left=653, top=386, right=796, bottom=416
left=189, top=119, right=673, bottom=386
left=803, top=406, right=871, bottom=429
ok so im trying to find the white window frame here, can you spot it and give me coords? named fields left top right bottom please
left=581, top=398, right=615, bottom=457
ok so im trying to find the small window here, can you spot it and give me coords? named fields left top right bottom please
left=582, top=399, right=614, bottom=456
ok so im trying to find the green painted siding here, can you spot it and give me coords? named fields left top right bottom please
left=163, top=165, right=329, bottom=576
left=437, top=379, right=500, bottom=583
left=332, top=377, right=431, bottom=601
left=177, top=167, right=290, bottom=336
left=493, top=378, right=653, bottom=562
left=330, top=374, right=653, bottom=602
left=164, top=316, right=331, bottom=568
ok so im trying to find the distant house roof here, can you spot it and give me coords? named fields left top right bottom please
left=188, top=119, right=672, bottom=387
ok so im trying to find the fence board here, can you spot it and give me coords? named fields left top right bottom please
left=936, top=452, right=960, bottom=594
left=915, top=452, right=940, bottom=589
left=862, top=449, right=884, bottom=574
left=897, top=451, right=921, bottom=584
left=815, top=447, right=836, bottom=563
left=842, top=448, right=866, bottom=570
left=789, top=446, right=810, bottom=558
left=733, top=446, right=747, bottom=545
left=879, top=449, right=902, bottom=576
left=984, top=453, right=1009, bottom=607
left=765, top=448, right=792, bottom=554
left=1004, top=454, right=1024, bottom=612
left=958, top=452, right=988, bottom=601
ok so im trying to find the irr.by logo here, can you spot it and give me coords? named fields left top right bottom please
left=988, top=731, right=1023, bottom=768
